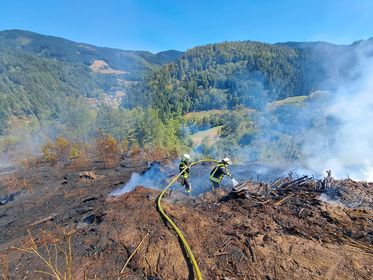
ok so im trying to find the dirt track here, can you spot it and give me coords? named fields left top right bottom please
left=0, top=161, right=372, bottom=279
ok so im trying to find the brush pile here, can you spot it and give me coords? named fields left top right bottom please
left=232, top=171, right=372, bottom=208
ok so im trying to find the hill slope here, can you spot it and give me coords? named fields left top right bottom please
left=130, top=39, right=373, bottom=117
left=0, top=30, right=183, bottom=134
left=0, top=30, right=183, bottom=79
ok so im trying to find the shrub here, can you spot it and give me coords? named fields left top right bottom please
left=95, top=134, right=120, bottom=167
left=13, top=231, right=74, bottom=280
left=41, top=136, right=71, bottom=163
left=68, top=143, right=90, bottom=169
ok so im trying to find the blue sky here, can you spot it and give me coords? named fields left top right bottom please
left=1, top=0, right=372, bottom=52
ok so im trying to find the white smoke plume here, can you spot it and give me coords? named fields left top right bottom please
left=110, top=162, right=172, bottom=196
left=303, top=42, right=373, bottom=181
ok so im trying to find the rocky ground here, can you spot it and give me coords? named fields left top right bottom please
left=0, top=158, right=372, bottom=280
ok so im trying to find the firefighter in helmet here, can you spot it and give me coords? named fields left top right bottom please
left=209, top=157, right=232, bottom=189
left=179, top=153, right=192, bottom=193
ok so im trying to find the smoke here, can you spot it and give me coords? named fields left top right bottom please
left=110, top=162, right=172, bottom=196
left=109, top=160, right=218, bottom=196
left=318, top=193, right=345, bottom=207
left=109, top=172, right=156, bottom=195
left=0, top=153, right=11, bottom=169
left=302, top=41, right=373, bottom=181
left=221, top=40, right=373, bottom=182
left=0, top=121, right=50, bottom=168
left=109, top=160, right=276, bottom=196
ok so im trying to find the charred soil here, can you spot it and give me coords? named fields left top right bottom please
left=0, top=160, right=372, bottom=280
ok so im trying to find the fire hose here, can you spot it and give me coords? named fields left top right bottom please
left=157, top=159, right=218, bottom=280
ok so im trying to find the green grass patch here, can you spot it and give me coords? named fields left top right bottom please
left=183, top=110, right=228, bottom=121
left=267, top=96, right=308, bottom=111
left=190, top=126, right=222, bottom=147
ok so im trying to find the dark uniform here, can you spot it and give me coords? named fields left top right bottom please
left=209, top=162, right=231, bottom=189
left=179, top=160, right=192, bottom=192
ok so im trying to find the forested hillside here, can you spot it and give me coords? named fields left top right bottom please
left=125, top=39, right=372, bottom=118
left=0, top=30, right=182, bottom=79
left=1, top=29, right=372, bottom=164
left=0, top=30, right=182, bottom=134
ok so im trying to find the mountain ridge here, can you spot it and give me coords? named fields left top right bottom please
left=1, top=29, right=373, bottom=134
left=129, top=36, right=373, bottom=117
left=0, top=29, right=184, bottom=77
left=0, top=29, right=184, bottom=133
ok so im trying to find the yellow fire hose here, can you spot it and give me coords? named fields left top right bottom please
left=157, top=159, right=218, bottom=280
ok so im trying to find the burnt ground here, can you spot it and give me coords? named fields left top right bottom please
left=0, top=159, right=372, bottom=280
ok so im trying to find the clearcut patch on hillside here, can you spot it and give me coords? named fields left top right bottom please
left=190, top=126, right=222, bottom=147
left=90, top=60, right=127, bottom=74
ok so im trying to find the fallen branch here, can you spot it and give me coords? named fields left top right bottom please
left=245, top=239, right=256, bottom=262
left=27, top=214, right=57, bottom=228
left=346, top=238, right=373, bottom=254
left=275, top=194, right=294, bottom=206
left=220, top=237, right=232, bottom=249
left=120, top=232, right=149, bottom=274
left=209, top=251, right=229, bottom=258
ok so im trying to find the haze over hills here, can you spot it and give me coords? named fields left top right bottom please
left=0, top=30, right=183, bottom=78
left=129, top=38, right=373, bottom=117
left=1, top=29, right=373, bottom=131
left=0, top=29, right=183, bottom=133
left=1, top=29, right=373, bottom=180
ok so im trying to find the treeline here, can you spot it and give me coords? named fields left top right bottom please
left=124, top=41, right=327, bottom=117
left=0, top=30, right=183, bottom=135
left=0, top=99, right=185, bottom=162
left=0, top=46, right=122, bottom=134
left=2, top=32, right=371, bottom=164
left=0, top=30, right=183, bottom=80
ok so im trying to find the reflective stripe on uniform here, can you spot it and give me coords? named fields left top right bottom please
left=209, top=163, right=225, bottom=183
left=179, top=162, right=190, bottom=178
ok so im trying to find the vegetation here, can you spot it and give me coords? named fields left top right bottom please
left=1, top=30, right=371, bottom=164
left=124, top=40, right=333, bottom=119
left=0, top=30, right=182, bottom=135
left=95, top=134, right=121, bottom=167
left=0, top=30, right=183, bottom=80
left=13, top=231, right=74, bottom=280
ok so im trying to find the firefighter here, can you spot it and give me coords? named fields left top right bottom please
left=179, top=153, right=192, bottom=193
left=209, top=158, right=232, bottom=189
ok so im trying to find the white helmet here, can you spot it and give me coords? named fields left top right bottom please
left=182, top=153, right=191, bottom=161
left=222, top=157, right=232, bottom=165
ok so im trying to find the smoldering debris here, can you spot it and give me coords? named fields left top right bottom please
left=232, top=171, right=373, bottom=209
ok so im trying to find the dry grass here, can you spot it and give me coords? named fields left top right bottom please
left=69, top=143, right=90, bottom=170
left=2, top=174, right=32, bottom=195
left=18, top=153, right=40, bottom=169
left=41, top=137, right=92, bottom=169
left=143, top=145, right=175, bottom=162
left=128, top=143, right=141, bottom=161
left=2, top=175, right=19, bottom=193
left=0, top=253, right=9, bottom=280
left=89, top=60, right=126, bottom=75
left=12, top=230, right=74, bottom=280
